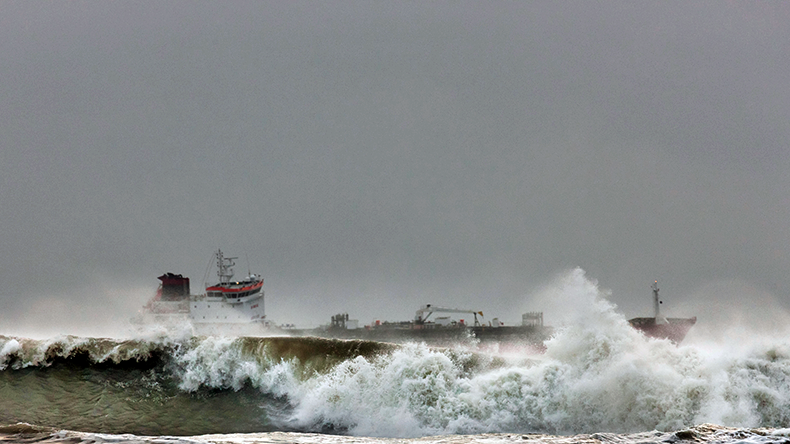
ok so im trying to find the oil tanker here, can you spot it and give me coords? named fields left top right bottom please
left=285, top=281, right=696, bottom=347
left=297, top=307, right=554, bottom=351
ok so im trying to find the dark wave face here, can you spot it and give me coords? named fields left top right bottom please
left=0, top=336, right=397, bottom=436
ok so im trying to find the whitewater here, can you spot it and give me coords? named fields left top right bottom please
left=3, top=269, right=790, bottom=444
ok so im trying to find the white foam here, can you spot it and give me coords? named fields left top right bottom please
left=0, top=338, right=22, bottom=369
left=280, top=270, right=790, bottom=436
left=156, top=269, right=790, bottom=437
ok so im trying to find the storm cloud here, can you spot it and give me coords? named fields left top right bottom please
left=1, top=2, right=788, bottom=337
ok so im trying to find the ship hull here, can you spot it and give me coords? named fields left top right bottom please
left=628, top=316, right=697, bottom=344
left=191, top=321, right=270, bottom=336
left=289, top=324, right=554, bottom=350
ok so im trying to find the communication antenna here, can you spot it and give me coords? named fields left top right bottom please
left=201, top=253, right=215, bottom=289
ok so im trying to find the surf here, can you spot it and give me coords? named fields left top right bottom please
left=3, top=269, right=790, bottom=439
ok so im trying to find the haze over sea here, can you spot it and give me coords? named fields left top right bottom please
left=3, top=269, right=790, bottom=444
left=2, top=1, right=789, bottom=443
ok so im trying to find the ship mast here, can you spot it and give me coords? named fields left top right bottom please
left=652, top=281, right=667, bottom=324
left=216, top=249, right=237, bottom=283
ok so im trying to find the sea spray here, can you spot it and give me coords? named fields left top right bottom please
left=4, top=269, right=790, bottom=438
left=274, top=270, right=790, bottom=436
left=0, top=334, right=170, bottom=370
left=171, top=335, right=251, bottom=391
left=289, top=343, right=472, bottom=436
left=692, top=342, right=790, bottom=427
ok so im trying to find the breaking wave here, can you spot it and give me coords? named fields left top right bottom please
left=3, top=269, right=790, bottom=439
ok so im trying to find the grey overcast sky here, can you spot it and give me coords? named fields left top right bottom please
left=1, top=1, right=789, bottom=337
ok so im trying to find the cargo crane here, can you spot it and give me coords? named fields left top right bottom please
left=415, top=304, right=484, bottom=327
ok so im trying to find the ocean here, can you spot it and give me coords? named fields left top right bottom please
left=3, top=272, right=790, bottom=444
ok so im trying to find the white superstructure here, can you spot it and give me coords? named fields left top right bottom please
left=134, top=249, right=268, bottom=335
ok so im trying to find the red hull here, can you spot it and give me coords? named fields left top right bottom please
left=628, top=317, right=697, bottom=344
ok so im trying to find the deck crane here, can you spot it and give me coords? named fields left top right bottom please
left=414, top=304, right=484, bottom=327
